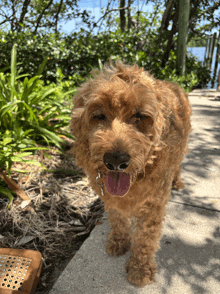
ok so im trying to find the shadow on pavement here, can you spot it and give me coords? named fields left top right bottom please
left=157, top=225, right=220, bottom=294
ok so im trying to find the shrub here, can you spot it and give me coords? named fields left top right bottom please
left=0, top=29, right=211, bottom=91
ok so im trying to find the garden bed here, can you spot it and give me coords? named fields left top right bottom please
left=0, top=148, right=104, bottom=294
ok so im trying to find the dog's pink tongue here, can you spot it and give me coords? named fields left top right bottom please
left=105, top=171, right=130, bottom=197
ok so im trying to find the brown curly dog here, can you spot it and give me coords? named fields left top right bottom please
left=70, top=61, right=191, bottom=287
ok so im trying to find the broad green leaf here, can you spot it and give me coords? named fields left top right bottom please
left=34, top=124, right=64, bottom=148
left=12, top=152, right=32, bottom=158
left=18, top=160, right=42, bottom=167
left=21, top=129, right=34, bottom=137
left=59, top=89, right=77, bottom=99
left=16, top=74, right=29, bottom=80
left=1, top=101, right=18, bottom=116
left=36, top=56, right=48, bottom=76
left=21, top=76, right=41, bottom=103
left=52, top=115, right=71, bottom=120
left=0, top=186, right=14, bottom=208
left=3, top=137, right=12, bottom=145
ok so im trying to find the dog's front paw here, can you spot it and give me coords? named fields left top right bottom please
left=172, top=177, right=184, bottom=190
left=106, top=234, right=130, bottom=257
left=126, top=256, right=156, bottom=287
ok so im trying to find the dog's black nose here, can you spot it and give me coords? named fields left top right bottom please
left=103, top=151, right=130, bottom=171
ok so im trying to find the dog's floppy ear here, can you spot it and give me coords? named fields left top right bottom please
left=153, top=109, right=166, bottom=142
left=70, top=96, right=91, bottom=169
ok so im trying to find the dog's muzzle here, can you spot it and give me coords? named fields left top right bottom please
left=103, top=151, right=130, bottom=171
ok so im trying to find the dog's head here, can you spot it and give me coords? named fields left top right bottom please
left=70, top=61, right=171, bottom=197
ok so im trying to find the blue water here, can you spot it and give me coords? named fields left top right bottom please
left=188, top=47, right=206, bottom=62
left=188, top=47, right=219, bottom=89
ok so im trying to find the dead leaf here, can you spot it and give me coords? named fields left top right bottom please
left=0, top=171, right=30, bottom=201
left=16, top=236, right=35, bottom=246
left=20, top=200, right=31, bottom=209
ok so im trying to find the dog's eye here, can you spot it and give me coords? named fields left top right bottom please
left=93, top=114, right=106, bottom=121
left=133, top=112, right=149, bottom=121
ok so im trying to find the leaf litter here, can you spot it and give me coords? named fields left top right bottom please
left=0, top=146, right=104, bottom=293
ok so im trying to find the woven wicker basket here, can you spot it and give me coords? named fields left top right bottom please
left=0, top=248, right=42, bottom=294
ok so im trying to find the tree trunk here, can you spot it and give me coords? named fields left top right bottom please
left=127, top=0, right=131, bottom=30
left=161, top=11, right=179, bottom=68
left=120, top=0, right=126, bottom=32
left=160, top=0, right=178, bottom=67
left=176, top=0, right=190, bottom=75
left=161, top=0, right=175, bottom=31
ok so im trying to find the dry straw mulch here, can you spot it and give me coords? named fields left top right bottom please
left=0, top=147, right=104, bottom=294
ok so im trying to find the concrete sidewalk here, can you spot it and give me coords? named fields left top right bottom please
left=49, top=90, right=220, bottom=294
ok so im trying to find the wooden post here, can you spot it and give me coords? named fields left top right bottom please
left=176, top=0, right=190, bottom=75
left=209, top=32, right=217, bottom=70
left=207, top=36, right=213, bottom=68
left=213, top=31, right=220, bottom=89
left=204, top=37, right=210, bottom=66
left=217, top=69, right=220, bottom=91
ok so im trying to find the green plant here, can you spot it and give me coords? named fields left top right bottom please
left=0, top=129, right=43, bottom=173
left=0, top=180, right=14, bottom=208
left=0, top=45, right=75, bottom=149
left=0, top=128, right=41, bottom=207
left=0, top=44, right=76, bottom=207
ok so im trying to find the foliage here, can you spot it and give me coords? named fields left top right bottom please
left=1, top=0, right=219, bottom=37
left=0, top=44, right=75, bottom=176
left=96, top=2, right=163, bottom=34
left=0, top=178, right=14, bottom=208
left=188, top=37, right=207, bottom=47
left=188, top=35, right=220, bottom=48
left=94, top=0, right=219, bottom=75
left=0, top=30, right=92, bottom=84
left=0, top=29, right=211, bottom=90
left=0, top=0, right=93, bottom=34
left=186, top=0, right=220, bottom=39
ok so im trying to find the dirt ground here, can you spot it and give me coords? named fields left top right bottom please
left=0, top=147, right=104, bottom=294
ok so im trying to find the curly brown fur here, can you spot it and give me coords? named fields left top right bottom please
left=70, top=60, right=191, bottom=286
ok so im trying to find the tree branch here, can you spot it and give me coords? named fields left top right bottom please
left=54, top=0, right=63, bottom=33
left=33, top=0, right=53, bottom=34
left=97, top=0, right=113, bottom=34
left=161, top=0, right=176, bottom=31
left=149, top=1, right=161, bottom=33
left=92, top=6, right=129, bottom=32
left=17, top=0, right=31, bottom=31
left=0, top=17, right=12, bottom=26
left=161, top=11, right=179, bottom=67
left=11, top=0, right=17, bottom=31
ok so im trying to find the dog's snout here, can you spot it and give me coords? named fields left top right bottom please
left=103, top=151, right=130, bottom=171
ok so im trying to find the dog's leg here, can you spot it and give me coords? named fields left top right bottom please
left=106, top=209, right=131, bottom=256
left=126, top=204, right=166, bottom=286
left=172, top=165, right=184, bottom=190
